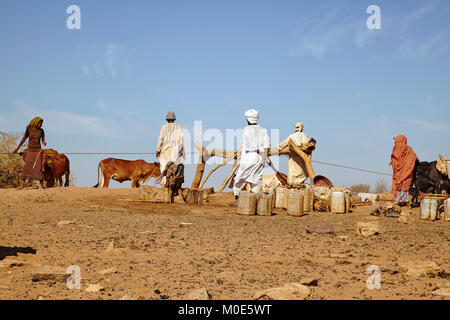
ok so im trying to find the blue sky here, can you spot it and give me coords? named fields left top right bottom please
left=1, top=0, right=449, bottom=190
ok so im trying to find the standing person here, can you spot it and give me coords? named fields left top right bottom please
left=278, top=122, right=311, bottom=188
left=156, top=112, right=185, bottom=185
left=154, top=160, right=186, bottom=203
left=13, top=117, right=47, bottom=189
left=231, top=109, right=271, bottom=205
left=389, top=135, right=418, bottom=206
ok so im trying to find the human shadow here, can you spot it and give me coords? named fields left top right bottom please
left=0, top=246, right=36, bottom=261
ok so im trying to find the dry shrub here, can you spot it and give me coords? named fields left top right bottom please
left=373, top=180, right=390, bottom=194
left=350, top=184, right=370, bottom=194
left=0, top=132, right=25, bottom=188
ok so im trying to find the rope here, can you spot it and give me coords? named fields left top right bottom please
left=1, top=151, right=393, bottom=176
left=312, top=160, right=392, bottom=176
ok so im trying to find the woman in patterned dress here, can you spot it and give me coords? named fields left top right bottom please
left=13, top=117, right=47, bottom=189
left=389, top=135, right=418, bottom=207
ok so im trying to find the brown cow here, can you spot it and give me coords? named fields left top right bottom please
left=21, top=148, right=59, bottom=187
left=94, top=158, right=161, bottom=188
left=43, top=153, right=70, bottom=187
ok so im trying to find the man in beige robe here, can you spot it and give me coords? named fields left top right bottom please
left=278, top=122, right=310, bottom=187
left=156, top=112, right=185, bottom=185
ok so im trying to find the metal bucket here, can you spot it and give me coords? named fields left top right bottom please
left=331, top=191, right=345, bottom=214
left=420, top=198, right=438, bottom=220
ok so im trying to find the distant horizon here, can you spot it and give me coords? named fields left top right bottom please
left=1, top=0, right=449, bottom=190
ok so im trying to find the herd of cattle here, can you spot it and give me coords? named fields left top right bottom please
left=22, top=150, right=450, bottom=206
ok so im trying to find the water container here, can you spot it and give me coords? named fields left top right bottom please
left=238, top=191, right=257, bottom=215
left=444, top=199, right=450, bottom=221
left=420, top=198, right=438, bottom=220
left=430, top=199, right=438, bottom=221
left=303, top=188, right=312, bottom=212
left=308, top=185, right=314, bottom=211
left=447, top=161, right=450, bottom=180
left=287, top=190, right=304, bottom=217
left=331, top=191, right=345, bottom=214
left=345, top=192, right=351, bottom=213
left=257, top=194, right=273, bottom=216
left=275, top=187, right=286, bottom=208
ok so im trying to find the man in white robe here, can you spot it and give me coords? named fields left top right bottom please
left=156, top=112, right=185, bottom=185
left=231, top=109, right=271, bottom=205
left=278, top=122, right=310, bottom=187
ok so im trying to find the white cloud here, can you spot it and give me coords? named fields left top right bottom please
left=97, top=100, right=107, bottom=111
left=81, top=44, right=132, bottom=78
left=81, top=65, right=91, bottom=77
left=290, top=3, right=448, bottom=60
left=105, top=44, right=126, bottom=77
left=92, top=64, right=104, bottom=76
left=395, top=31, right=450, bottom=61
left=12, top=100, right=117, bottom=138
left=401, top=119, right=449, bottom=133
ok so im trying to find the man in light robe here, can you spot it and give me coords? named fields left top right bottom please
left=231, top=109, right=271, bottom=205
left=156, top=112, right=185, bottom=185
left=278, top=122, right=310, bottom=187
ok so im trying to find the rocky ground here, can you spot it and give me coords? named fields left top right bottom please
left=0, top=187, right=448, bottom=300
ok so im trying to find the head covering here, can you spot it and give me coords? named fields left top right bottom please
left=390, top=135, right=418, bottom=194
left=245, top=109, right=259, bottom=124
left=27, top=117, right=43, bottom=129
left=166, top=112, right=176, bottom=121
left=294, top=122, right=304, bottom=132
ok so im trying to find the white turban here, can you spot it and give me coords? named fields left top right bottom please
left=245, top=109, right=259, bottom=124
left=294, top=122, right=304, bottom=132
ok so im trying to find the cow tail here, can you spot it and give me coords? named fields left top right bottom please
left=93, top=162, right=101, bottom=188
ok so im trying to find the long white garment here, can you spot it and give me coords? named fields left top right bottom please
left=278, top=131, right=310, bottom=186
left=234, top=125, right=271, bottom=191
left=156, top=123, right=185, bottom=184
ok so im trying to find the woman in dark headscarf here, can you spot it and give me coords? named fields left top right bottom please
left=388, top=135, right=418, bottom=206
left=13, top=117, right=47, bottom=188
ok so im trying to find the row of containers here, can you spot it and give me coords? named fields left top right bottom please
left=237, top=185, right=350, bottom=216
left=420, top=197, right=450, bottom=221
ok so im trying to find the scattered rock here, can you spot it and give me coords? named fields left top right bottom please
left=398, top=212, right=412, bottom=224
left=217, top=271, right=242, bottom=283
left=99, top=268, right=116, bottom=275
left=330, top=254, right=347, bottom=259
left=399, top=261, right=442, bottom=278
left=179, top=222, right=193, bottom=227
left=356, top=222, right=380, bottom=236
left=85, top=284, right=104, bottom=292
left=31, top=265, right=68, bottom=282
left=120, top=295, right=135, bottom=300
left=57, top=220, right=75, bottom=226
left=305, top=224, right=335, bottom=235
left=0, top=257, right=29, bottom=269
left=105, top=241, right=114, bottom=253
left=337, top=236, right=348, bottom=241
left=432, top=288, right=450, bottom=297
left=186, top=288, right=210, bottom=300
left=299, top=278, right=319, bottom=286
left=254, top=283, right=310, bottom=300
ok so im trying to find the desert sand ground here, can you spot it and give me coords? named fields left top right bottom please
left=0, top=186, right=448, bottom=300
